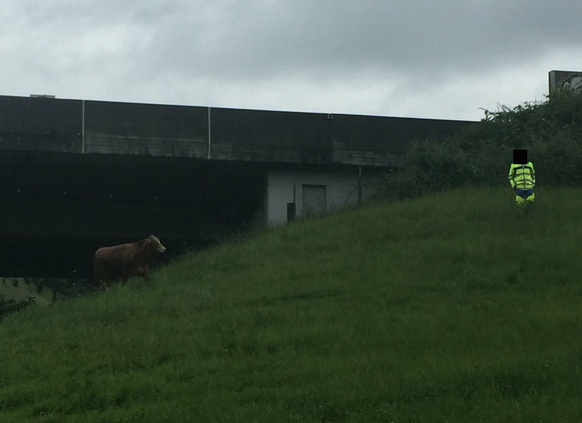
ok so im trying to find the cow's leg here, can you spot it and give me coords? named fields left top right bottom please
left=120, top=266, right=129, bottom=285
left=133, top=265, right=149, bottom=280
left=100, top=281, right=109, bottom=292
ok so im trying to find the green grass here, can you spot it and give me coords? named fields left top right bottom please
left=1, top=186, right=582, bottom=422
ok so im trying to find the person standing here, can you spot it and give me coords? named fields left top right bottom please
left=508, top=149, right=535, bottom=209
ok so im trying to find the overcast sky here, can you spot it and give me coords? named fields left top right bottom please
left=2, top=0, right=581, bottom=121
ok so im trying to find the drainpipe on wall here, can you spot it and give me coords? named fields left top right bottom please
left=358, top=165, right=362, bottom=205
left=287, top=183, right=297, bottom=224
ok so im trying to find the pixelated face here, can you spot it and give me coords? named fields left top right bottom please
left=513, top=149, right=528, bottom=164
left=148, top=235, right=167, bottom=253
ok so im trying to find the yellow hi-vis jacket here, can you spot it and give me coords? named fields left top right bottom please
left=508, top=162, right=535, bottom=189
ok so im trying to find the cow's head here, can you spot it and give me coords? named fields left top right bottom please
left=148, top=235, right=167, bottom=253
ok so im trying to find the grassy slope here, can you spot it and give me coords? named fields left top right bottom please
left=1, top=186, right=582, bottom=422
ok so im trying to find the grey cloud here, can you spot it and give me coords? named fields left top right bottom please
left=126, top=0, right=582, bottom=85
left=1, top=0, right=581, bottom=120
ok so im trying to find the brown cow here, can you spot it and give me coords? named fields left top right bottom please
left=93, top=235, right=166, bottom=291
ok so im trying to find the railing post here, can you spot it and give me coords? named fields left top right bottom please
left=81, top=100, right=85, bottom=153
left=207, top=107, right=212, bottom=159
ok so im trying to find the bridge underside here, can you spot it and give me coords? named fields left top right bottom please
left=0, top=95, right=474, bottom=280
left=0, top=151, right=265, bottom=278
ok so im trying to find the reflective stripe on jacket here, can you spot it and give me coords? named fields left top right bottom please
left=508, top=162, right=535, bottom=189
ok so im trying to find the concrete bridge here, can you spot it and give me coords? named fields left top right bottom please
left=0, top=94, right=474, bottom=277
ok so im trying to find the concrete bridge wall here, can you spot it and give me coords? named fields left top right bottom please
left=0, top=95, right=473, bottom=167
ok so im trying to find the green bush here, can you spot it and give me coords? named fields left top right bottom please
left=0, top=295, right=35, bottom=321
left=378, top=89, right=582, bottom=201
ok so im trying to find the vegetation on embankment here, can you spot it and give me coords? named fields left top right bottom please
left=373, top=88, right=582, bottom=202
left=0, top=277, right=94, bottom=321
left=2, top=185, right=582, bottom=422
